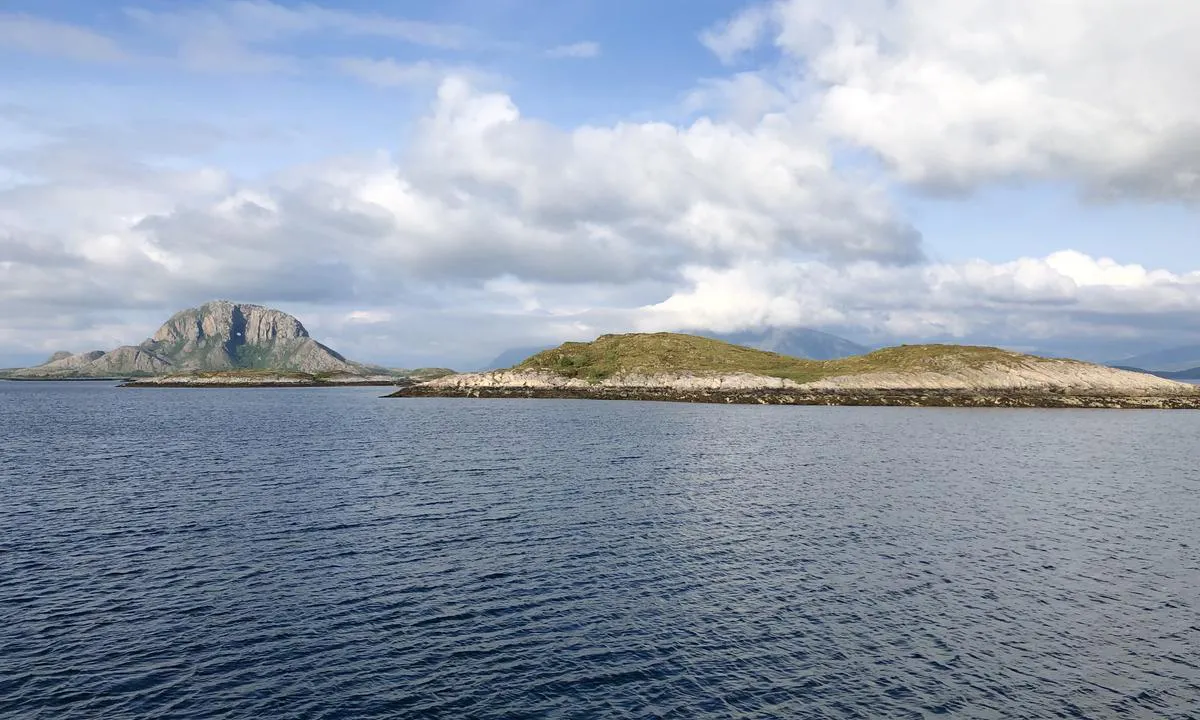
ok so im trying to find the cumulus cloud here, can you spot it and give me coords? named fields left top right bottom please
left=703, top=0, right=1200, bottom=200
left=638, top=251, right=1200, bottom=343
left=109, top=75, right=918, bottom=297
left=700, top=5, right=774, bottom=65
left=0, top=76, right=921, bottom=363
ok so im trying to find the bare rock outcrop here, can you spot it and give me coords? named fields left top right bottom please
left=801, top=357, right=1192, bottom=394
left=143, top=301, right=354, bottom=374
left=85, top=346, right=173, bottom=376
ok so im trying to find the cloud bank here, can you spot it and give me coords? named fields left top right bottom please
left=703, top=0, right=1200, bottom=200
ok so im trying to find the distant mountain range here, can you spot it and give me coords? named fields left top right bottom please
left=6, top=301, right=370, bottom=379
left=1114, top=365, right=1200, bottom=381
left=481, top=327, right=869, bottom=370
left=694, top=327, right=869, bottom=360
left=1109, top=344, right=1200, bottom=373
left=482, top=345, right=556, bottom=371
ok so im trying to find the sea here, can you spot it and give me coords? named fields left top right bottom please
left=2, top=381, right=1198, bottom=719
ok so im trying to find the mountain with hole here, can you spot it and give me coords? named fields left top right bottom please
left=5, top=301, right=448, bottom=385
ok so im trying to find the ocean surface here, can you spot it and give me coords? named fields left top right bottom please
left=2, top=381, right=1199, bottom=719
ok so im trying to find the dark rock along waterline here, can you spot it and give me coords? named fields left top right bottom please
left=391, top=384, right=1200, bottom=409
left=2, top=382, right=1198, bottom=718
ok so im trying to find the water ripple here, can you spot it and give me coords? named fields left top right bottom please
left=2, top=383, right=1199, bottom=718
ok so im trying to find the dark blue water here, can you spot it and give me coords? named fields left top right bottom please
left=2, top=382, right=1199, bottom=719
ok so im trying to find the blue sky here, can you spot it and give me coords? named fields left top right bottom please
left=1, top=0, right=1199, bottom=367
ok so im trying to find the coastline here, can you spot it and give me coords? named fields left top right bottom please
left=119, top=376, right=414, bottom=388
left=2, top=375, right=421, bottom=388
left=389, top=384, right=1200, bottom=409
left=1, top=376, right=131, bottom=382
left=121, top=380, right=408, bottom=388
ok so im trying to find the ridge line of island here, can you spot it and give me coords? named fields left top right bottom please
left=383, top=333, right=1200, bottom=410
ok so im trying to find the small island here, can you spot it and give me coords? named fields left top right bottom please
left=389, top=332, right=1200, bottom=409
left=117, top=369, right=449, bottom=388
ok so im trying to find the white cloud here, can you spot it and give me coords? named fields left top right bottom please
left=0, top=13, right=129, bottom=63
left=546, top=41, right=600, bottom=59
left=401, top=77, right=918, bottom=266
left=638, top=251, right=1200, bottom=342
left=127, top=1, right=472, bottom=48
left=0, top=75, right=919, bottom=363
left=345, top=310, right=391, bottom=324
left=700, top=4, right=774, bottom=64
left=124, top=1, right=475, bottom=73
left=683, top=72, right=790, bottom=127
left=703, top=0, right=1200, bottom=200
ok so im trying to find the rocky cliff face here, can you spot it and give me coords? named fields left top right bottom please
left=142, top=301, right=353, bottom=373
left=11, top=301, right=359, bottom=378
left=84, top=347, right=174, bottom=376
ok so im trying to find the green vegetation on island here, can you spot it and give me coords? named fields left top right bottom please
left=515, top=332, right=1033, bottom=383
left=393, top=332, right=1200, bottom=408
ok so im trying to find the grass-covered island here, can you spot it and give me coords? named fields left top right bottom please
left=389, top=333, right=1200, bottom=409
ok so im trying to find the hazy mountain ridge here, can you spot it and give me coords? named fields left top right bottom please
left=481, top=327, right=867, bottom=370
left=696, top=327, right=869, bottom=360
left=481, top=346, right=555, bottom=371
left=1110, top=343, right=1200, bottom=372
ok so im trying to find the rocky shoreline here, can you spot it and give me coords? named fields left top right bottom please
left=122, top=380, right=408, bottom=388
left=390, top=384, right=1200, bottom=409
left=120, top=375, right=414, bottom=388
left=387, top=343, right=1200, bottom=409
left=2, top=376, right=129, bottom=382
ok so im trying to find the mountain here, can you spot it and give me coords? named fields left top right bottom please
left=481, top=345, right=555, bottom=370
left=695, top=327, right=868, bottom=360
left=393, top=333, right=1197, bottom=408
left=1117, top=365, right=1200, bottom=381
left=10, top=301, right=360, bottom=379
left=1110, top=344, right=1200, bottom=372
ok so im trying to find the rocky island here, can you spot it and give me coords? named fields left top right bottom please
left=3, top=301, right=450, bottom=387
left=389, top=332, right=1200, bottom=409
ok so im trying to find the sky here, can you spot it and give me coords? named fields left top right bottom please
left=1, top=0, right=1199, bottom=369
